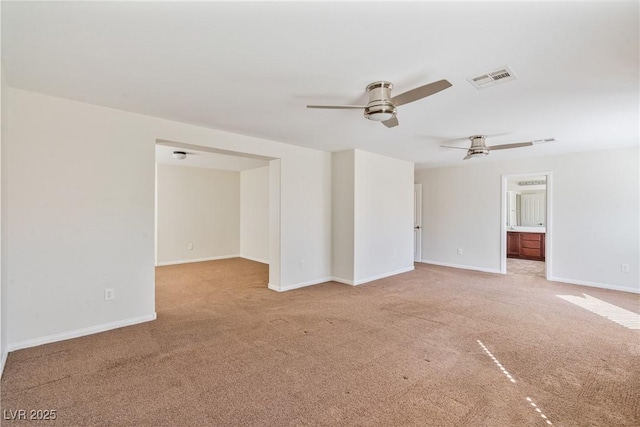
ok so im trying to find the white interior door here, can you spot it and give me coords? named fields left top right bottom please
left=521, top=193, right=546, bottom=226
left=414, top=184, right=422, bottom=262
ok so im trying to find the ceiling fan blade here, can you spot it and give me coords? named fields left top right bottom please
left=306, top=104, right=366, bottom=109
left=488, top=142, right=533, bottom=151
left=391, top=79, right=452, bottom=107
left=382, top=116, right=399, bottom=128
left=440, top=145, right=469, bottom=150
left=463, top=153, right=473, bottom=160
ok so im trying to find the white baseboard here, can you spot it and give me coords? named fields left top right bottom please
left=549, top=276, right=640, bottom=294
left=268, top=277, right=333, bottom=292
left=269, top=267, right=417, bottom=292
left=0, top=349, right=7, bottom=378
left=7, top=312, right=157, bottom=353
left=329, top=267, right=415, bottom=287
left=421, top=260, right=501, bottom=275
left=352, top=266, right=416, bottom=286
left=156, top=255, right=240, bottom=266
left=241, top=255, right=269, bottom=265
left=330, top=276, right=354, bottom=286
left=421, top=260, right=638, bottom=294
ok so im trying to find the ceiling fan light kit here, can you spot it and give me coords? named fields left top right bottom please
left=364, top=104, right=397, bottom=122
left=467, top=149, right=490, bottom=158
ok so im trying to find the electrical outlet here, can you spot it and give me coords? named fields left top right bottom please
left=104, top=288, right=115, bottom=301
left=621, top=264, right=630, bottom=273
left=188, top=243, right=193, bottom=251
left=457, top=248, right=463, bottom=255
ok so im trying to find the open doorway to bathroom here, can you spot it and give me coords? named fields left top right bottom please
left=501, top=173, right=551, bottom=279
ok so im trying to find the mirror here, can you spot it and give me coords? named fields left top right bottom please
left=506, top=176, right=546, bottom=229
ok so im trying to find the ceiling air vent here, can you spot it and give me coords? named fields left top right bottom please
left=467, top=66, right=517, bottom=90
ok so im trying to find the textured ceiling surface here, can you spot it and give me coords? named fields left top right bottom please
left=3, top=1, right=638, bottom=168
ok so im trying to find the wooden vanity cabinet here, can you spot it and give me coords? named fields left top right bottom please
left=507, top=232, right=545, bottom=261
left=507, top=232, right=521, bottom=258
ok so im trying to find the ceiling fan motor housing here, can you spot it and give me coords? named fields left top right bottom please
left=468, top=135, right=489, bottom=157
left=364, top=81, right=397, bottom=121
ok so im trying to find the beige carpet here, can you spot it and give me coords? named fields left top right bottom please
left=2, top=259, right=639, bottom=426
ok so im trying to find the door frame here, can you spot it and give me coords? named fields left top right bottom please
left=414, top=183, right=422, bottom=262
left=500, top=172, right=552, bottom=279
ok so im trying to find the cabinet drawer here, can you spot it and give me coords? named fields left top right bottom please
left=521, top=247, right=542, bottom=257
left=522, top=233, right=542, bottom=242
left=522, top=240, right=541, bottom=249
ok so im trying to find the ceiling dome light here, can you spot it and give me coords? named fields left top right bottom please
left=173, top=151, right=187, bottom=160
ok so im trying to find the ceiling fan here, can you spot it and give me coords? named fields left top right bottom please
left=442, top=135, right=555, bottom=160
left=307, top=79, right=452, bottom=128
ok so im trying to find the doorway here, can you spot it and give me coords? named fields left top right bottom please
left=154, top=139, right=280, bottom=288
left=501, top=173, right=552, bottom=279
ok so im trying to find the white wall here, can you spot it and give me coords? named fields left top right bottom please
left=416, top=147, right=640, bottom=293
left=7, top=90, right=156, bottom=349
left=354, top=150, right=414, bottom=284
left=277, top=151, right=332, bottom=290
left=6, top=88, right=332, bottom=349
left=331, top=150, right=415, bottom=285
left=331, top=150, right=355, bottom=282
left=268, top=159, right=281, bottom=289
left=156, top=164, right=240, bottom=265
left=240, top=166, right=269, bottom=264
left=0, top=62, right=9, bottom=374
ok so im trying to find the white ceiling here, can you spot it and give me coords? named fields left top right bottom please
left=3, top=1, right=638, bottom=169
